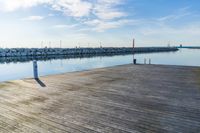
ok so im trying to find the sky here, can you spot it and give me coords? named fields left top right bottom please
left=0, top=0, right=200, bottom=48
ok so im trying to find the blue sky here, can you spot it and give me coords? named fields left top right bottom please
left=0, top=0, right=200, bottom=48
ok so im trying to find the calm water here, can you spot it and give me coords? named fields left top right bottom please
left=0, top=48, right=199, bottom=82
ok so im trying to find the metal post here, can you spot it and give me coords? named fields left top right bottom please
left=149, top=59, right=151, bottom=64
left=133, top=38, right=135, bottom=64
left=144, top=58, right=146, bottom=64
left=33, top=60, right=38, bottom=79
left=133, top=59, right=137, bottom=64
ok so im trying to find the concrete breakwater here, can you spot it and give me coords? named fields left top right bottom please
left=0, top=47, right=178, bottom=57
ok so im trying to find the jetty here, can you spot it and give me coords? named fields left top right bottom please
left=178, top=46, right=200, bottom=49
left=0, top=47, right=178, bottom=58
left=0, top=64, right=199, bottom=132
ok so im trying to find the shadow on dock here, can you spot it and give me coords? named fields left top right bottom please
left=35, top=78, right=46, bottom=87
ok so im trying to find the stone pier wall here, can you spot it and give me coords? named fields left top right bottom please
left=0, top=47, right=178, bottom=57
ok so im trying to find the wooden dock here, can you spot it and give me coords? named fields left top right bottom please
left=0, top=64, right=200, bottom=133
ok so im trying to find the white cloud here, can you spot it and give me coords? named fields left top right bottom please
left=22, top=15, right=45, bottom=21
left=158, top=7, right=191, bottom=22
left=140, top=24, right=200, bottom=36
left=94, top=0, right=126, bottom=20
left=0, top=0, right=131, bottom=31
left=136, top=7, right=197, bottom=37
left=53, top=24, right=77, bottom=28
left=0, top=0, right=92, bottom=17
left=84, top=0, right=129, bottom=31
left=132, top=17, right=200, bottom=45
left=158, top=13, right=189, bottom=21
left=82, top=0, right=129, bottom=31
left=0, top=0, right=126, bottom=19
left=0, top=0, right=52, bottom=12
left=85, top=19, right=139, bottom=32
left=51, top=0, right=92, bottom=17
left=95, top=10, right=126, bottom=20
left=48, top=13, right=55, bottom=17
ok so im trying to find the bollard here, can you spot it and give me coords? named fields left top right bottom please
left=33, top=60, right=38, bottom=79
left=149, top=59, right=151, bottom=64
left=144, top=58, right=146, bottom=64
left=133, top=59, right=137, bottom=64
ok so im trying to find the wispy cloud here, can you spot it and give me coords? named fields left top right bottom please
left=0, top=0, right=51, bottom=12
left=84, top=19, right=139, bottom=32
left=21, top=15, right=45, bottom=21
left=139, top=22, right=200, bottom=36
left=128, top=6, right=200, bottom=45
left=0, top=0, right=130, bottom=31
left=48, top=13, right=55, bottom=17
left=94, top=0, right=126, bottom=20
left=0, top=0, right=92, bottom=17
left=85, top=0, right=129, bottom=31
left=53, top=24, right=77, bottom=29
left=51, top=0, right=92, bottom=17
left=157, top=7, right=191, bottom=22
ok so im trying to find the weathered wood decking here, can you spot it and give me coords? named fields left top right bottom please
left=0, top=64, right=200, bottom=133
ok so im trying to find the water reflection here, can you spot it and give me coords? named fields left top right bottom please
left=0, top=53, right=130, bottom=64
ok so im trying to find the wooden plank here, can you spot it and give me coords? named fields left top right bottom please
left=0, top=64, right=199, bottom=133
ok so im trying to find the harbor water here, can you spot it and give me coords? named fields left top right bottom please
left=0, top=48, right=199, bottom=82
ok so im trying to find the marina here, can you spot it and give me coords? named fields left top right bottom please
left=0, top=0, right=200, bottom=132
